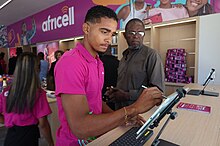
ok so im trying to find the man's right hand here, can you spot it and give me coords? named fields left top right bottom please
left=104, top=87, right=130, bottom=102
left=132, top=87, right=163, bottom=114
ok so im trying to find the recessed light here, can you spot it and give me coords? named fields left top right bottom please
left=0, top=0, right=13, bottom=10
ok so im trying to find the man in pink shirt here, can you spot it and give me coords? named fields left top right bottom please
left=55, top=5, right=164, bottom=146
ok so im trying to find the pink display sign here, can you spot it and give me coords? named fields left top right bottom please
left=6, top=0, right=157, bottom=47
left=7, top=0, right=93, bottom=47
left=6, top=0, right=217, bottom=47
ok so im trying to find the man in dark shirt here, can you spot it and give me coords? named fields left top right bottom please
left=100, top=46, right=119, bottom=110
left=106, top=18, right=165, bottom=110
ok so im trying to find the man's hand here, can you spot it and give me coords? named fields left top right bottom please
left=132, top=87, right=163, bottom=114
left=124, top=114, right=146, bottom=127
left=104, top=87, right=130, bottom=102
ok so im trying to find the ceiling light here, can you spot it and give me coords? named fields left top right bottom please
left=59, top=38, right=75, bottom=42
left=0, top=0, right=12, bottom=10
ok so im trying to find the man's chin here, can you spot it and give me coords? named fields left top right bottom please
left=129, top=45, right=141, bottom=50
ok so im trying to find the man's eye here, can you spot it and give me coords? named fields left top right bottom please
left=101, top=30, right=108, bottom=34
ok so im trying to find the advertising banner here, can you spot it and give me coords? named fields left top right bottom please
left=6, top=0, right=218, bottom=47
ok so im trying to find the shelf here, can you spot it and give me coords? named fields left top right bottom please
left=152, top=17, right=197, bottom=28
left=165, top=82, right=187, bottom=87
left=111, top=43, right=118, bottom=46
left=188, top=67, right=195, bottom=69
left=179, top=38, right=196, bottom=41
left=188, top=52, right=196, bottom=55
left=144, top=42, right=150, bottom=45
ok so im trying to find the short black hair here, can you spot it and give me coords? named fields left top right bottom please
left=16, top=47, right=23, bottom=56
left=85, top=5, right=118, bottom=23
left=37, top=52, right=44, bottom=60
left=125, top=18, right=145, bottom=31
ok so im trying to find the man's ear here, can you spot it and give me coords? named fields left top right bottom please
left=82, top=23, right=89, bottom=34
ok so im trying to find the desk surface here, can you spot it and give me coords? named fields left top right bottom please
left=88, top=83, right=220, bottom=146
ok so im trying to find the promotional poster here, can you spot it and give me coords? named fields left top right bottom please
left=4, top=0, right=219, bottom=47
left=36, top=42, right=59, bottom=65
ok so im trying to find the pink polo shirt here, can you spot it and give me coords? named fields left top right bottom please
left=55, top=43, right=104, bottom=146
left=0, top=87, right=52, bottom=127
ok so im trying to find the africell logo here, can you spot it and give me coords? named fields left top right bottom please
left=42, top=6, right=74, bottom=32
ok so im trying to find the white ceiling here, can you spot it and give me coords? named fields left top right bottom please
left=0, top=0, right=64, bottom=26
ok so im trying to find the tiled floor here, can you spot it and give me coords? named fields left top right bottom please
left=0, top=127, right=48, bottom=146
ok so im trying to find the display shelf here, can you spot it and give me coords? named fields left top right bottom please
left=111, top=43, right=118, bottom=46
left=179, top=38, right=196, bottom=41
left=112, top=35, right=118, bottom=44
left=144, top=41, right=150, bottom=45
left=188, top=52, right=196, bottom=55
left=117, top=31, right=127, bottom=60
left=165, top=82, right=187, bottom=87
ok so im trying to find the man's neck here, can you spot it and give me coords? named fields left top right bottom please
left=82, top=39, right=97, bottom=58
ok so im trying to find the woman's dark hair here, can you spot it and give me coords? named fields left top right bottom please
left=54, top=50, right=64, bottom=60
left=85, top=5, right=118, bottom=24
left=6, top=52, right=41, bottom=113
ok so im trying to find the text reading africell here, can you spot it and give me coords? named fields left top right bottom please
left=42, top=6, right=74, bottom=32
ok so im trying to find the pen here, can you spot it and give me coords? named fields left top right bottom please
left=141, top=85, right=167, bottom=99
left=141, top=85, right=148, bottom=89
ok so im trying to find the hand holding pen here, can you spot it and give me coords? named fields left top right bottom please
left=132, top=86, right=164, bottom=114
left=142, top=85, right=167, bottom=99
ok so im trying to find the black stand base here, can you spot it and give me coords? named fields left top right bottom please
left=187, top=89, right=219, bottom=97
left=187, top=89, right=201, bottom=96
left=201, top=91, right=219, bottom=97
left=156, top=139, right=180, bottom=146
left=151, top=112, right=179, bottom=146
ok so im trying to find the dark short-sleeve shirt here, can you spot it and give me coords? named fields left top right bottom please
left=116, top=45, right=165, bottom=109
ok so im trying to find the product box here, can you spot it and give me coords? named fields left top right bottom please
left=177, top=102, right=211, bottom=113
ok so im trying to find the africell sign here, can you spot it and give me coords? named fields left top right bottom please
left=7, top=0, right=94, bottom=47
left=41, top=6, right=74, bottom=32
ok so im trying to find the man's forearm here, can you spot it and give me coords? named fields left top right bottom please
left=102, top=101, right=114, bottom=113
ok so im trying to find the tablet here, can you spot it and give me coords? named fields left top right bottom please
left=136, top=87, right=188, bottom=139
